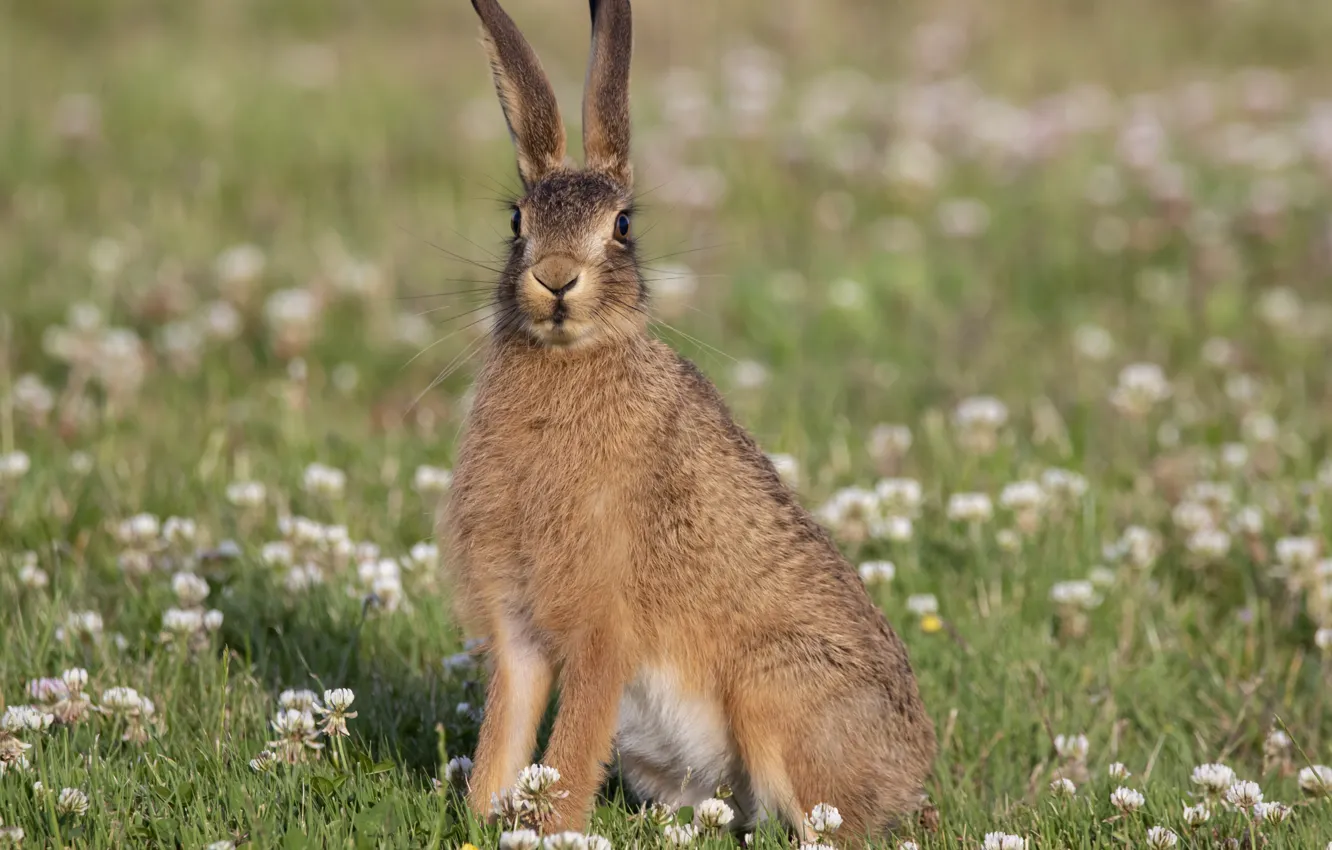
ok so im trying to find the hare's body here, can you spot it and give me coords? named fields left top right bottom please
left=448, top=330, right=935, bottom=836
left=443, top=0, right=935, bottom=841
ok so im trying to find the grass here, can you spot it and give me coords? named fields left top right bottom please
left=3, top=0, right=1332, bottom=847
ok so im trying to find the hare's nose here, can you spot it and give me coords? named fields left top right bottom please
left=533, top=272, right=579, bottom=296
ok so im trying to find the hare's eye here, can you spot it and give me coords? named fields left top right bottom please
left=510, top=208, right=522, bottom=237
left=614, top=212, right=631, bottom=241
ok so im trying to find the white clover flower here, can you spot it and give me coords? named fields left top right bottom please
left=1187, top=529, right=1231, bottom=561
left=1241, top=411, right=1279, bottom=445
left=1054, top=733, right=1089, bottom=762
left=1191, top=763, right=1237, bottom=794
left=18, top=561, right=49, bottom=590
left=1, top=706, right=54, bottom=732
left=858, top=561, right=896, bottom=584
left=1316, top=628, right=1332, bottom=652
left=1298, top=764, right=1332, bottom=796
left=443, top=755, right=473, bottom=786
left=516, top=764, right=562, bottom=796
left=409, top=541, right=440, bottom=569
left=1050, top=580, right=1098, bottom=609
left=542, top=833, right=588, bottom=850
left=100, top=687, right=142, bottom=713
left=1050, top=777, right=1076, bottom=797
left=61, top=668, right=88, bottom=693
left=172, top=572, right=210, bottom=607
left=663, top=824, right=698, bottom=846
left=1172, top=501, right=1214, bottom=533
left=767, top=453, right=800, bottom=488
left=1276, top=536, right=1319, bottom=568
left=261, top=541, right=294, bottom=566
left=870, top=515, right=914, bottom=542
left=249, top=750, right=279, bottom=773
left=953, top=396, right=1009, bottom=453
left=0, top=823, right=26, bottom=843
left=897, top=843, right=920, bottom=850
left=204, top=842, right=236, bottom=850
left=303, top=463, right=347, bottom=498
left=1110, top=786, right=1145, bottom=813
left=56, top=787, right=89, bottom=816
left=1145, top=826, right=1178, bottom=848
left=875, top=478, right=923, bottom=516
left=1263, top=729, right=1291, bottom=756
left=1108, top=762, right=1130, bottom=780
left=946, top=492, right=993, bottom=523
left=215, top=243, right=266, bottom=288
left=982, top=833, right=1028, bottom=850
left=27, top=678, right=68, bottom=703
left=1073, top=324, right=1115, bottom=360
left=999, top=481, right=1045, bottom=513
left=1110, top=362, right=1171, bottom=417
left=1252, top=801, right=1291, bottom=823
left=203, top=609, right=224, bottom=631
left=162, top=607, right=204, bottom=635
left=731, top=359, right=769, bottom=390
left=1041, top=468, right=1088, bottom=501
left=696, top=797, right=734, bottom=830
left=162, top=516, right=198, bottom=545
left=413, top=465, right=453, bottom=495
left=1117, top=526, right=1162, bottom=569
left=1182, top=803, right=1210, bottom=825
left=1088, top=566, right=1117, bottom=587
left=279, top=689, right=319, bottom=712
left=0, top=451, right=31, bottom=482
left=1224, top=780, right=1263, bottom=809
left=500, top=831, right=542, bottom=850
left=867, top=423, right=913, bottom=462
left=1230, top=506, right=1264, bottom=536
left=906, top=594, right=939, bottom=616
left=804, top=803, right=842, bottom=837
left=225, top=480, right=267, bottom=508
left=323, top=688, right=354, bottom=711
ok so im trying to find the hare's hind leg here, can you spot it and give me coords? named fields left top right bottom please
left=466, top=621, right=554, bottom=818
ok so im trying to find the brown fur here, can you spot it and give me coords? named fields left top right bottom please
left=443, top=0, right=937, bottom=843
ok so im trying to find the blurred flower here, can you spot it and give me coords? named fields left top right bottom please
left=313, top=688, right=357, bottom=737
left=953, top=396, right=1008, bottom=454
left=1299, top=765, right=1332, bottom=797
left=1183, top=803, right=1210, bottom=825
left=767, top=453, right=800, bottom=489
left=0, top=451, right=30, bottom=484
left=1145, top=827, right=1178, bottom=849
left=1050, top=777, right=1076, bottom=797
left=947, top=492, right=993, bottom=524
left=858, top=561, right=896, bottom=584
left=303, top=463, right=346, bottom=499
left=1110, top=363, right=1171, bottom=418
left=226, top=480, right=266, bottom=508
left=414, top=465, right=453, bottom=495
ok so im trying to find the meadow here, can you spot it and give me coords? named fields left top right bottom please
left=3, top=0, right=1332, bottom=846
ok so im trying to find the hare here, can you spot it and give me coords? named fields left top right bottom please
left=442, top=0, right=937, bottom=841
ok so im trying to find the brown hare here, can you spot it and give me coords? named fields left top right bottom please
left=442, top=0, right=937, bottom=842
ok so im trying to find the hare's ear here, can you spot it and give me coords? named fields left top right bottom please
left=472, top=0, right=567, bottom=188
left=581, top=0, right=633, bottom=187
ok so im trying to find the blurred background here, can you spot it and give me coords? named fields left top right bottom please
left=4, top=0, right=1331, bottom=477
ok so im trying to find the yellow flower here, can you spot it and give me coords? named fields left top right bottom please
left=921, top=614, right=944, bottom=634
left=461, top=844, right=480, bottom=850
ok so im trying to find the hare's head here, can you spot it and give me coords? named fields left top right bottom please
left=473, top=0, right=644, bottom=350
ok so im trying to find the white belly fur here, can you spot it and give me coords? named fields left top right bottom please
left=613, top=667, right=753, bottom=819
